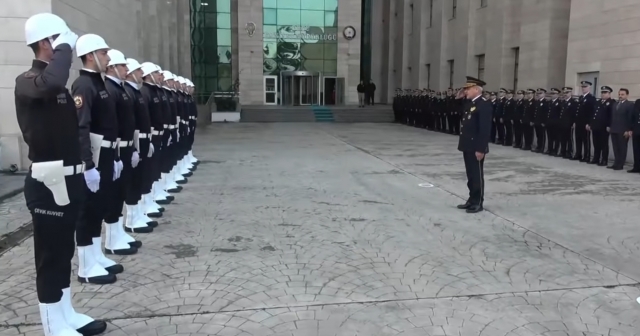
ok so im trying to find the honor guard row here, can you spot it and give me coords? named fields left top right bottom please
left=15, top=13, right=201, bottom=336
left=394, top=81, right=640, bottom=172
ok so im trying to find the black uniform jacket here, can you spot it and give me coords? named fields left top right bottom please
left=458, top=96, right=492, bottom=154
left=576, top=93, right=596, bottom=125
left=15, top=46, right=81, bottom=167
left=590, top=98, right=614, bottom=131
left=71, top=69, right=119, bottom=170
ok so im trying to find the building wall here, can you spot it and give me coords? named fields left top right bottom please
left=0, top=0, right=190, bottom=170
left=566, top=0, right=640, bottom=97
left=370, top=0, right=572, bottom=103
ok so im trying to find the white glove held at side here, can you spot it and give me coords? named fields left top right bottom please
left=148, top=143, right=155, bottom=158
left=52, top=30, right=79, bottom=49
left=84, top=168, right=100, bottom=193
left=131, top=151, right=140, bottom=168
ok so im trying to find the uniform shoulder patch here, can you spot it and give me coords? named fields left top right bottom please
left=23, top=71, right=36, bottom=78
left=74, top=95, right=83, bottom=108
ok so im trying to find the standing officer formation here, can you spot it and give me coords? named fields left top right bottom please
left=393, top=80, right=638, bottom=175
left=15, top=13, right=201, bottom=336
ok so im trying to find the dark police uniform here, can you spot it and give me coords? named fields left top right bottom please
left=533, top=89, right=549, bottom=153
left=15, top=46, right=86, bottom=304
left=502, top=92, right=514, bottom=146
left=125, top=81, right=155, bottom=205
left=630, top=99, right=640, bottom=172
left=522, top=90, right=536, bottom=150
left=545, top=89, right=562, bottom=155
left=559, top=89, right=577, bottom=158
left=513, top=91, right=525, bottom=148
left=589, top=87, right=613, bottom=165
left=72, top=68, right=119, bottom=284
left=573, top=81, right=596, bottom=162
left=457, top=77, right=492, bottom=213
left=103, top=76, right=142, bottom=249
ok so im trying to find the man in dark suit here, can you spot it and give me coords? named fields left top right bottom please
left=457, top=76, right=492, bottom=214
left=629, top=99, right=640, bottom=173
left=609, top=88, right=634, bottom=170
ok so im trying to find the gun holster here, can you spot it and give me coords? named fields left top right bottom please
left=31, top=161, right=70, bottom=206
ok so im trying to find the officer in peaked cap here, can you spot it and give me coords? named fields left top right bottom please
left=522, top=89, right=536, bottom=150
left=17, top=13, right=107, bottom=336
left=502, top=89, right=515, bottom=146
left=513, top=90, right=526, bottom=148
left=573, top=81, right=596, bottom=162
left=559, top=87, right=577, bottom=158
left=72, top=33, right=121, bottom=286
left=588, top=85, right=614, bottom=166
left=533, top=88, right=549, bottom=153
left=457, top=76, right=492, bottom=214
left=546, top=88, right=562, bottom=156
left=184, top=79, right=200, bottom=166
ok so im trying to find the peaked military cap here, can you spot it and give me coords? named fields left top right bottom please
left=499, top=88, right=507, bottom=93
left=562, top=86, right=573, bottom=92
left=490, top=91, right=497, bottom=96
left=550, top=88, right=560, bottom=94
left=580, top=81, right=592, bottom=87
left=507, top=89, right=514, bottom=94
left=536, top=88, right=547, bottom=93
left=600, top=85, right=612, bottom=93
left=463, top=76, right=486, bottom=88
left=526, top=89, right=535, bottom=94
left=516, top=90, right=525, bottom=94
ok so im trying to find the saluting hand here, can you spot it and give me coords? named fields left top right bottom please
left=475, top=152, right=485, bottom=161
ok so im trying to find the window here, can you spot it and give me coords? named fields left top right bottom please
left=513, top=47, right=519, bottom=90
left=190, top=0, right=234, bottom=104
left=452, top=0, right=457, bottom=19
left=448, top=60, right=454, bottom=88
left=480, top=0, right=487, bottom=8
left=426, top=64, right=431, bottom=89
left=477, top=54, right=485, bottom=81
left=428, top=0, right=433, bottom=27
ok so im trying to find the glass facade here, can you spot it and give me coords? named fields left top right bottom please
left=263, top=0, right=339, bottom=76
left=190, top=0, right=233, bottom=104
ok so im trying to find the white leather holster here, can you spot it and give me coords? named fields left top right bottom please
left=31, top=161, right=70, bottom=206
left=90, top=133, right=104, bottom=167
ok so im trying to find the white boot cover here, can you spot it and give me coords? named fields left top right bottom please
left=60, top=288, right=95, bottom=330
left=77, top=245, right=110, bottom=281
left=39, top=301, right=82, bottom=336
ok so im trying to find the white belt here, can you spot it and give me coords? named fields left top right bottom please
left=119, top=140, right=134, bottom=147
left=101, top=140, right=117, bottom=149
left=181, top=120, right=187, bottom=124
left=63, top=164, right=85, bottom=176
left=152, top=130, right=161, bottom=135
left=189, top=116, right=194, bottom=120
left=138, top=133, right=150, bottom=139
left=163, top=124, right=169, bottom=129
left=168, top=125, right=176, bottom=129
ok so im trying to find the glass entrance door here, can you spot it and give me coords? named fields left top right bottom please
left=280, top=71, right=321, bottom=106
left=300, top=76, right=312, bottom=105
left=263, top=75, right=278, bottom=105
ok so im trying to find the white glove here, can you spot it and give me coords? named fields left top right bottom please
left=113, top=161, right=123, bottom=181
left=168, top=135, right=172, bottom=146
left=131, top=151, right=140, bottom=168
left=84, top=168, right=100, bottom=193
left=148, top=143, right=154, bottom=158
left=52, top=30, right=79, bottom=49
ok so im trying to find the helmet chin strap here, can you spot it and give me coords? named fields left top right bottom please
left=132, top=73, right=140, bottom=84
left=93, top=51, right=104, bottom=73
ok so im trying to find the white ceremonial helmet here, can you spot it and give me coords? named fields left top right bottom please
left=162, top=71, right=175, bottom=81
left=177, top=76, right=186, bottom=84
left=107, top=49, right=127, bottom=66
left=140, top=62, right=158, bottom=77
left=187, top=80, right=194, bottom=87
left=126, top=58, right=142, bottom=74
left=25, top=13, right=69, bottom=45
left=76, top=34, right=109, bottom=57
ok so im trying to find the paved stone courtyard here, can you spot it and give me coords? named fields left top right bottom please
left=1, top=123, right=640, bottom=336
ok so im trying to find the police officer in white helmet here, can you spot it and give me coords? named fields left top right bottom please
left=185, top=79, right=200, bottom=166
left=17, top=13, right=108, bottom=336
left=72, top=34, right=122, bottom=285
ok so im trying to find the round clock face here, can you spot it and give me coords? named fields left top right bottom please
left=343, top=26, right=356, bottom=40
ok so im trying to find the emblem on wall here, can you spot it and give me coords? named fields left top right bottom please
left=343, top=26, right=356, bottom=40
left=245, top=22, right=256, bottom=37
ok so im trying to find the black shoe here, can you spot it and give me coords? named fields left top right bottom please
left=628, top=169, right=640, bottom=173
left=76, top=320, right=107, bottom=336
left=607, top=166, right=615, bottom=169
left=597, top=162, right=607, bottom=167
left=104, top=246, right=137, bottom=256
left=125, top=226, right=154, bottom=233
left=156, top=198, right=171, bottom=205
left=128, top=240, right=142, bottom=248
left=457, top=202, right=471, bottom=210
left=613, top=166, right=623, bottom=171
left=104, top=264, right=124, bottom=274
left=588, top=160, right=599, bottom=164
left=147, top=211, right=162, bottom=218
left=77, top=274, right=116, bottom=285
left=466, top=205, right=484, bottom=213
left=570, top=156, right=581, bottom=161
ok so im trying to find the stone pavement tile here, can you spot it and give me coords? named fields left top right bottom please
left=0, top=194, right=30, bottom=238
left=5, top=286, right=640, bottom=335
left=0, top=173, right=25, bottom=201
left=1, top=124, right=640, bottom=332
